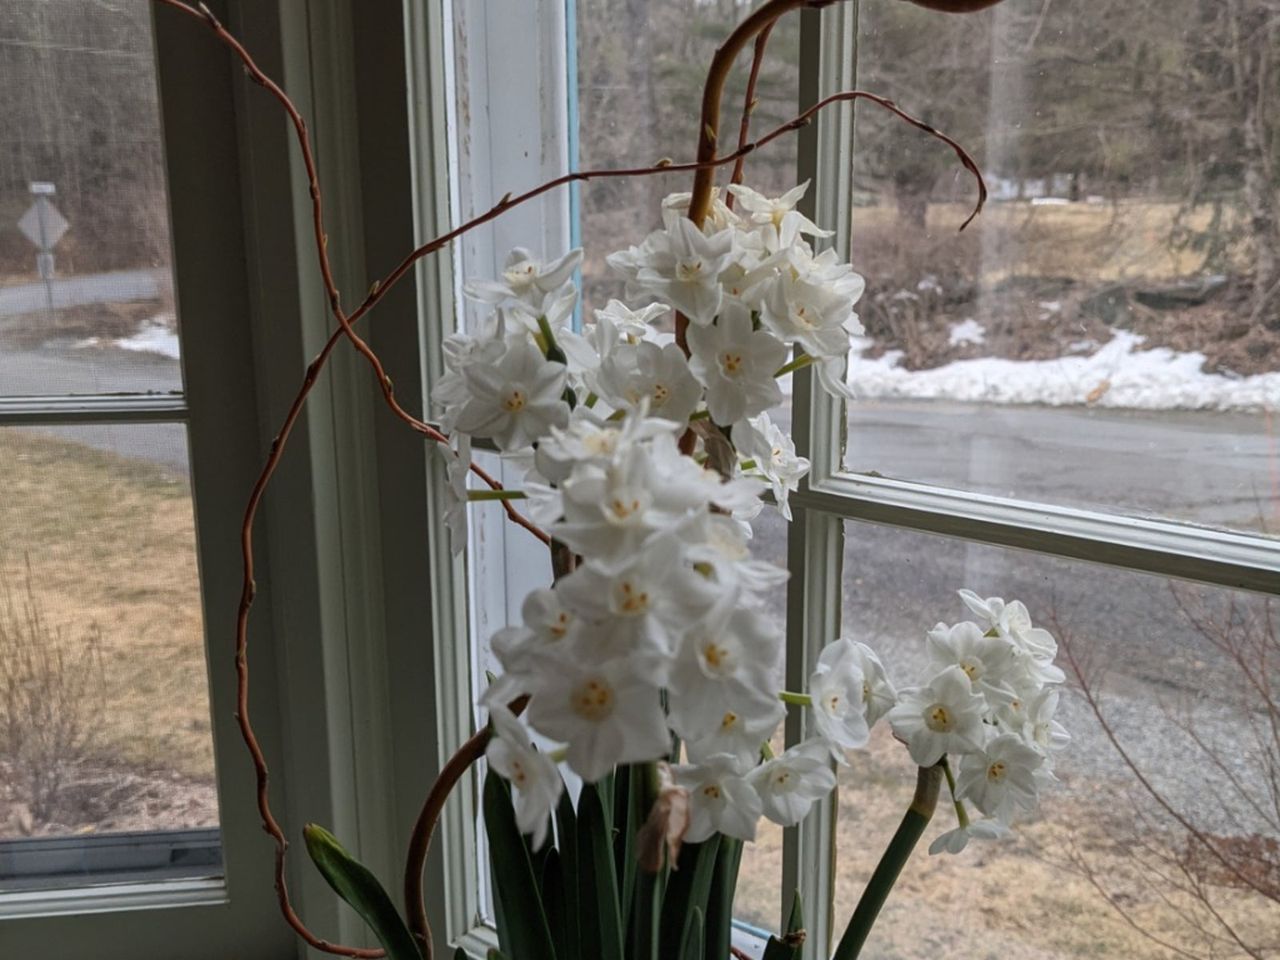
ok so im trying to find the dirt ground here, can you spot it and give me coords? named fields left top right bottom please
left=734, top=724, right=1277, bottom=959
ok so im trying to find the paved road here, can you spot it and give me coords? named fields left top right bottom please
left=0, top=268, right=168, bottom=316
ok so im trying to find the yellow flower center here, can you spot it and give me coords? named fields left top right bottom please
left=702, top=785, right=722, bottom=800
left=583, top=431, right=618, bottom=456
left=925, top=704, right=953, bottom=733
left=703, top=642, right=729, bottom=671
left=510, top=759, right=528, bottom=787
left=549, top=612, right=571, bottom=638
left=609, top=497, right=642, bottom=521
left=615, top=580, right=650, bottom=615
left=721, top=352, right=744, bottom=375
left=987, top=761, right=1007, bottom=783
left=502, top=389, right=527, bottom=413
left=652, top=383, right=670, bottom=405
left=572, top=679, right=615, bottom=721
left=720, top=711, right=739, bottom=731
left=676, top=260, right=704, bottom=282
left=959, top=659, right=981, bottom=681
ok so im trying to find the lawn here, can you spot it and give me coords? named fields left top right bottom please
left=0, top=428, right=214, bottom=783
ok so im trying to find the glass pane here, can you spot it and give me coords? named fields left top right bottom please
left=0, top=1, right=182, bottom=397
left=842, top=3, right=1279, bottom=536
left=0, top=424, right=219, bottom=893
left=574, top=0, right=802, bottom=320
left=836, top=517, right=1276, bottom=959
left=732, top=508, right=786, bottom=935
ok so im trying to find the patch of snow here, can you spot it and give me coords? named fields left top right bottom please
left=1030, top=197, right=1071, bottom=207
left=1038, top=300, right=1062, bottom=314
left=917, top=274, right=943, bottom=295
left=948, top=319, right=986, bottom=347
left=847, top=329, right=1280, bottom=412
left=115, top=316, right=180, bottom=359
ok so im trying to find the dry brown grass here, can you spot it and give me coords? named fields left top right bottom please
left=0, top=429, right=213, bottom=783
left=853, top=200, right=1251, bottom=286
left=733, top=725, right=1276, bottom=958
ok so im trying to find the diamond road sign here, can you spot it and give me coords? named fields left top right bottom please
left=18, top=200, right=69, bottom=250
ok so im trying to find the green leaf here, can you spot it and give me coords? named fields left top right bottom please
left=658, top=836, right=721, bottom=960
left=577, top=781, right=625, bottom=960
left=482, top=771, right=558, bottom=960
left=302, top=824, right=422, bottom=960
left=762, top=890, right=805, bottom=960
left=680, top=906, right=705, bottom=960
left=540, top=847, right=568, bottom=956
left=454, top=949, right=468, bottom=960
left=703, top=837, right=743, bottom=960
left=554, top=787, right=581, bottom=960
left=626, top=843, right=667, bottom=960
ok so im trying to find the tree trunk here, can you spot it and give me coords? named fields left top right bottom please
left=1230, top=1, right=1280, bottom=327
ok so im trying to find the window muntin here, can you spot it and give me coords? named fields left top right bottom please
left=0, top=1, right=219, bottom=896
left=840, top=2, right=1278, bottom=537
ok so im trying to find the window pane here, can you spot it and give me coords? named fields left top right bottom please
left=842, top=3, right=1278, bottom=536
left=836, top=517, right=1275, bottom=958
left=0, top=424, right=219, bottom=893
left=574, top=0, right=802, bottom=319
left=0, top=1, right=181, bottom=397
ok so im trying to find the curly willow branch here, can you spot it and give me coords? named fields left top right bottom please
left=153, top=1, right=986, bottom=958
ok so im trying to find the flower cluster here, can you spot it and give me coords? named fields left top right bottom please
left=889, top=591, right=1071, bottom=854
left=430, top=184, right=1066, bottom=856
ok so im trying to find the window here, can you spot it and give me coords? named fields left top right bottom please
left=445, top=2, right=1279, bottom=959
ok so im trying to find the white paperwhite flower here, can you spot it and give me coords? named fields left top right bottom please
left=762, top=273, right=857, bottom=359
left=928, top=818, right=1010, bottom=856
left=553, top=534, right=693, bottom=658
left=667, top=605, right=782, bottom=742
left=634, top=218, right=736, bottom=325
left=491, top=587, right=577, bottom=676
left=595, top=340, right=701, bottom=425
left=442, top=435, right=472, bottom=555
left=485, top=705, right=563, bottom=849
left=526, top=657, right=670, bottom=783
left=925, top=620, right=1017, bottom=702
left=661, top=188, right=738, bottom=234
left=726, top=181, right=830, bottom=239
left=678, top=513, right=790, bottom=611
left=687, top=308, right=786, bottom=424
left=888, top=665, right=988, bottom=766
left=454, top=339, right=569, bottom=450
left=748, top=740, right=837, bottom=827
left=808, top=639, right=873, bottom=759
left=1024, top=688, right=1071, bottom=756
left=734, top=413, right=810, bottom=520
left=465, top=247, right=584, bottom=311
left=685, top=696, right=786, bottom=767
left=675, top=754, right=765, bottom=843
left=957, top=590, right=1059, bottom=661
left=533, top=406, right=677, bottom=484
left=554, top=441, right=707, bottom=562
left=955, top=732, right=1044, bottom=821
left=595, top=300, right=669, bottom=339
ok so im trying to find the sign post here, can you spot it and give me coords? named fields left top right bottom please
left=18, top=182, right=69, bottom=322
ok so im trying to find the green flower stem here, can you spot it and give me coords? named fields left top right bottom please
left=739, top=458, right=758, bottom=471
left=941, top=757, right=969, bottom=828
left=774, top=354, right=814, bottom=378
left=832, top=764, right=943, bottom=960
left=777, top=691, right=812, bottom=707
left=467, top=489, right=527, bottom=502
left=689, top=409, right=712, bottom=421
